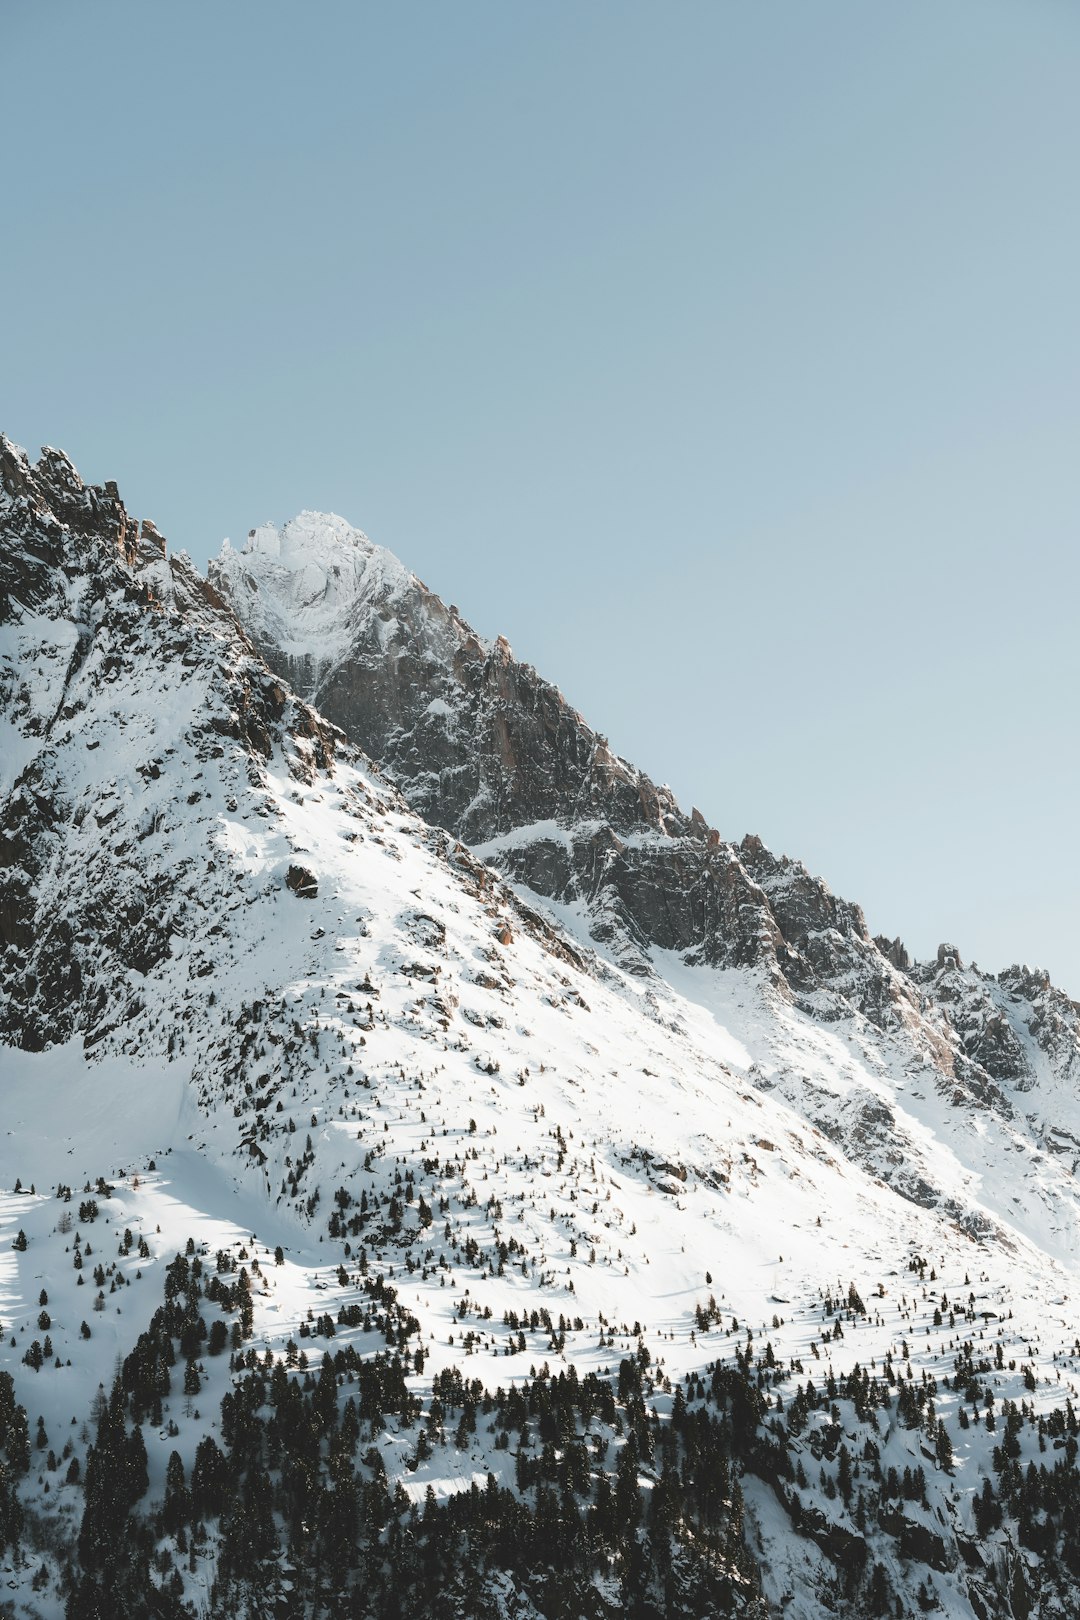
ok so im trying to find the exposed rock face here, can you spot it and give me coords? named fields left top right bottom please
left=285, top=863, right=318, bottom=898
left=213, top=511, right=1080, bottom=1207
left=210, top=516, right=684, bottom=849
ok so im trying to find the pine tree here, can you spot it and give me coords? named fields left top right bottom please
left=162, top=1451, right=190, bottom=1534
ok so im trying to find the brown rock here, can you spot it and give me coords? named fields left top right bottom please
left=285, top=864, right=318, bottom=898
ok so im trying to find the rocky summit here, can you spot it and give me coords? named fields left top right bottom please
left=3, top=441, right=1080, bottom=1620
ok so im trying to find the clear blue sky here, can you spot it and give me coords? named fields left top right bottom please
left=5, top=2, right=1079, bottom=989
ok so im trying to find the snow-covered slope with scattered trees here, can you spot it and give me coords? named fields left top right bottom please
left=214, top=514, right=1080, bottom=1262
left=3, top=441, right=1080, bottom=1618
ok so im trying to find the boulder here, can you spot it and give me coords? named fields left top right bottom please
left=286, top=864, right=318, bottom=899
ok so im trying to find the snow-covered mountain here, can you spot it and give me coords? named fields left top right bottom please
left=213, top=513, right=1080, bottom=1256
left=4, top=442, right=1080, bottom=1619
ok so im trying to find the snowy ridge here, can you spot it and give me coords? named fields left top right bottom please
left=209, top=511, right=676, bottom=853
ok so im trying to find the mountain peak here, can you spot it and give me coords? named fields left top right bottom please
left=210, top=511, right=419, bottom=671
left=237, top=510, right=372, bottom=563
